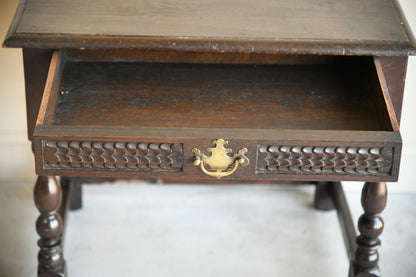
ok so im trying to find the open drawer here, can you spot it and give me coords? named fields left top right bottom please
left=33, top=50, right=402, bottom=182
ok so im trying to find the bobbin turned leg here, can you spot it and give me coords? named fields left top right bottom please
left=34, top=176, right=66, bottom=277
left=353, top=182, right=387, bottom=277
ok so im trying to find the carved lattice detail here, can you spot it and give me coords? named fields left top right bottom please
left=42, top=140, right=183, bottom=172
left=256, top=145, right=393, bottom=176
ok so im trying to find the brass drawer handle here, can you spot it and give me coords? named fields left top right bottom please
left=192, top=139, right=249, bottom=178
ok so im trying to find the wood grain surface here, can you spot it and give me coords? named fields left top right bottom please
left=32, top=53, right=403, bottom=181
left=14, top=0, right=407, bottom=41
left=4, top=0, right=416, bottom=55
left=52, top=60, right=381, bottom=131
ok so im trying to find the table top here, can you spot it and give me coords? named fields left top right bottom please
left=4, top=0, right=416, bottom=55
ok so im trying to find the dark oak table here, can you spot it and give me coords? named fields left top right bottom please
left=3, top=0, right=416, bottom=276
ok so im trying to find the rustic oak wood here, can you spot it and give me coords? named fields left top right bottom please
left=22, top=49, right=52, bottom=141
left=353, top=182, right=387, bottom=277
left=34, top=176, right=66, bottom=276
left=377, top=56, right=408, bottom=123
left=66, top=49, right=345, bottom=65
left=3, top=0, right=415, bottom=276
left=54, top=62, right=380, bottom=130
left=31, top=52, right=403, bottom=182
left=13, top=0, right=410, bottom=41
left=61, top=177, right=82, bottom=211
left=3, top=0, right=416, bottom=55
left=314, top=182, right=336, bottom=211
left=35, top=51, right=64, bottom=127
left=57, top=179, right=70, bottom=240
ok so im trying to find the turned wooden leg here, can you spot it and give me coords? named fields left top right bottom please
left=353, top=182, right=387, bottom=277
left=34, top=176, right=66, bottom=277
left=314, top=181, right=336, bottom=211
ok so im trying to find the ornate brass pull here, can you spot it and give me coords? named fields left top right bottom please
left=192, top=139, right=249, bottom=178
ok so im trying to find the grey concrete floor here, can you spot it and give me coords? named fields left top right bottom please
left=1, top=182, right=415, bottom=277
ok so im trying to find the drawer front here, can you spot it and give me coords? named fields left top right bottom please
left=34, top=137, right=401, bottom=182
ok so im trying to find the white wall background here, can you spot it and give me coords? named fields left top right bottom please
left=0, top=0, right=415, bottom=191
left=0, top=0, right=34, bottom=181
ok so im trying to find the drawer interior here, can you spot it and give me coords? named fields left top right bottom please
left=33, top=50, right=401, bottom=181
left=49, top=54, right=388, bottom=132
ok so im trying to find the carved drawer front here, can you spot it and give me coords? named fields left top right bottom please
left=256, top=145, right=394, bottom=177
left=41, top=140, right=183, bottom=172
left=33, top=50, right=402, bottom=181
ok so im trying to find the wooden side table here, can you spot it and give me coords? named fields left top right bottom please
left=3, top=0, right=415, bottom=276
